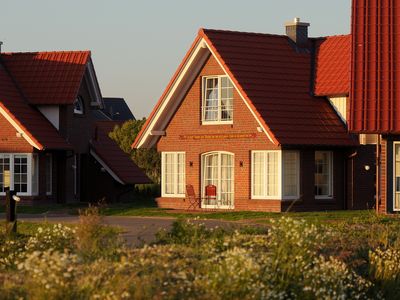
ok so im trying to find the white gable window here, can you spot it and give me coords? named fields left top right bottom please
left=162, top=152, right=185, bottom=197
left=251, top=150, right=300, bottom=200
left=74, top=96, right=84, bottom=115
left=202, top=76, right=233, bottom=124
left=315, top=151, right=333, bottom=199
left=328, top=97, right=347, bottom=123
left=0, top=153, right=39, bottom=196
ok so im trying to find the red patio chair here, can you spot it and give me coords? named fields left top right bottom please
left=205, top=184, right=217, bottom=207
left=186, top=184, right=200, bottom=211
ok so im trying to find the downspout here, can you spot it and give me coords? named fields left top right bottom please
left=376, top=135, right=381, bottom=214
left=347, top=151, right=358, bottom=210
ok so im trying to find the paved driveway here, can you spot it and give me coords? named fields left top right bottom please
left=5, top=214, right=245, bottom=246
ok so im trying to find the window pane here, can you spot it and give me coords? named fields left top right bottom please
left=203, top=76, right=233, bottom=122
left=0, top=155, right=10, bottom=192
left=163, top=153, right=185, bottom=196
left=32, top=155, right=39, bottom=195
left=266, top=152, right=279, bottom=196
left=46, top=155, right=52, bottom=195
left=395, top=145, right=400, bottom=210
left=253, top=152, right=265, bottom=197
left=315, top=151, right=332, bottom=197
left=283, top=151, right=299, bottom=197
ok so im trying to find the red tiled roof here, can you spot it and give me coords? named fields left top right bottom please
left=314, top=35, right=351, bottom=96
left=1, top=51, right=90, bottom=105
left=201, top=29, right=355, bottom=146
left=0, top=64, right=71, bottom=150
left=91, top=121, right=151, bottom=185
left=349, top=0, right=400, bottom=133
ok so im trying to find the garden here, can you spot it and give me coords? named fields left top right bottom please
left=1, top=207, right=400, bottom=299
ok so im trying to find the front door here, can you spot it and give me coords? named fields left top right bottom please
left=202, top=152, right=234, bottom=209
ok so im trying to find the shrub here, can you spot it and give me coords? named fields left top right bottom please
left=75, top=206, right=124, bottom=261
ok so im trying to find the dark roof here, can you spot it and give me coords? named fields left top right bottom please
left=314, top=35, right=351, bottom=96
left=91, top=121, right=151, bottom=185
left=2, top=51, right=90, bottom=105
left=201, top=29, right=354, bottom=146
left=0, top=64, right=71, bottom=150
left=102, top=98, right=135, bottom=121
left=349, top=0, right=399, bottom=133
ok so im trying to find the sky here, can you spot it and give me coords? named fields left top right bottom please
left=1, top=0, right=351, bottom=119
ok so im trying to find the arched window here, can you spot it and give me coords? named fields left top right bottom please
left=74, top=96, right=84, bottom=115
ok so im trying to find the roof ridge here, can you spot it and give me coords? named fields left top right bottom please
left=200, top=28, right=287, bottom=38
left=2, top=50, right=91, bottom=55
left=311, top=34, right=351, bottom=40
left=201, top=28, right=351, bottom=41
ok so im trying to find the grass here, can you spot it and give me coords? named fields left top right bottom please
left=0, top=220, right=68, bottom=237
left=0, top=203, right=87, bottom=215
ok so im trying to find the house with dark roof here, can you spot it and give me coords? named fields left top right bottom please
left=0, top=50, right=150, bottom=204
left=102, top=97, right=135, bottom=121
left=133, top=14, right=377, bottom=212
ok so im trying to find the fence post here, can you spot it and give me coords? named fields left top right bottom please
left=5, top=188, right=17, bottom=234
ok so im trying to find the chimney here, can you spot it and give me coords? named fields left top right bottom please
left=285, top=17, right=310, bottom=48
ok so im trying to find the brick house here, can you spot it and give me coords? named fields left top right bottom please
left=133, top=17, right=377, bottom=212
left=0, top=51, right=150, bottom=204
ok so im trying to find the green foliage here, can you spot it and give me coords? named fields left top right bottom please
left=108, top=118, right=161, bottom=184
left=3, top=215, right=400, bottom=299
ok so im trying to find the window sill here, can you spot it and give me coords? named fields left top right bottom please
left=161, top=194, right=186, bottom=198
left=315, top=196, right=334, bottom=200
left=201, top=121, right=233, bottom=126
left=251, top=197, right=280, bottom=201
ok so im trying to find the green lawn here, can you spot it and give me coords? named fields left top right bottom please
left=2, top=200, right=398, bottom=225
left=0, top=203, right=88, bottom=215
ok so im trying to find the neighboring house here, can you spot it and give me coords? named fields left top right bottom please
left=0, top=51, right=150, bottom=204
left=349, top=0, right=400, bottom=214
left=133, top=16, right=377, bottom=212
left=103, top=97, right=135, bottom=121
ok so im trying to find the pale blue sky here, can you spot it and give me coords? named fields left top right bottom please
left=1, top=0, right=351, bottom=118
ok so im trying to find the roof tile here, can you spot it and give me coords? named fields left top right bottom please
left=201, top=29, right=354, bottom=146
left=1, top=51, right=90, bottom=105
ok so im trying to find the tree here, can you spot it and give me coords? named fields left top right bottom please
left=109, top=118, right=161, bottom=184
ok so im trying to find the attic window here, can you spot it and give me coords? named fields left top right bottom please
left=202, top=76, right=233, bottom=124
left=74, top=96, right=84, bottom=115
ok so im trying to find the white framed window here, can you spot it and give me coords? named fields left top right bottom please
left=73, top=96, right=84, bottom=115
left=393, top=142, right=400, bottom=211
left=46, top=154, right=53, bottom=196
left=251, top=150, right=300, bottom=200
left=202, top=76, right=233, bottom=124
left=251, top=151, right=281, bottom=199
left=315, top=151, right=333, bottom=199
left=161, top=152, right=185, bottom=197
left=0, top=153, right=38, bottom=196
left=201, top=152, right=234, bottom=208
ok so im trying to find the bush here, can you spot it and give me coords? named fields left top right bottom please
left=75, top=206, right=124, bottom=261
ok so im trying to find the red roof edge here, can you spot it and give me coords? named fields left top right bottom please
left=132, top=34, right=203, bottom=149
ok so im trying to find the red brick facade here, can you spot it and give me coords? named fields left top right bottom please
left=155, top=55, right=359, bottom=212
